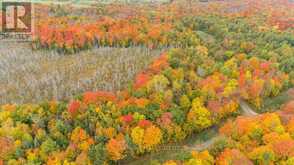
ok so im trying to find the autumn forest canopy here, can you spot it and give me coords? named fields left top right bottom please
left=0, top=0, right=293, bottom=165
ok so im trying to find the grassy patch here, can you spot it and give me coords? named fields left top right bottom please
left=261, top=91, right=291, bottom=113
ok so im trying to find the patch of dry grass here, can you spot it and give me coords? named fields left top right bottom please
left=0, top=42, right=161, bottom=104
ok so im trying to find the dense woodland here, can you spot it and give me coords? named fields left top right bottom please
left=0, top=0, right=293, bottom=164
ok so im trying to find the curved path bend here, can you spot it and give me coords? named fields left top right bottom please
left=239, top=100, right=259, bottom=117
left=185, top=100, right=258, bottom=151
left=125, top=100, right=259, bottom=164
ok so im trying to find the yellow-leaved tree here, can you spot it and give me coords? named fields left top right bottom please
left=187, top=98, right=212, bottom=131
left=131, top=125, right=162, bottom=153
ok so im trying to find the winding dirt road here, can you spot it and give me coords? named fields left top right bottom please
left=124, top=100, right=259, bottom=164
left=185, top=100, right=258, bottom=151
left=239, top=100, right=259, bottom=116
left=184, top=135, right=224, bottom=151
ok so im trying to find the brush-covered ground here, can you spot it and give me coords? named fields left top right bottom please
left=0, top=42, right=161, bottom=104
